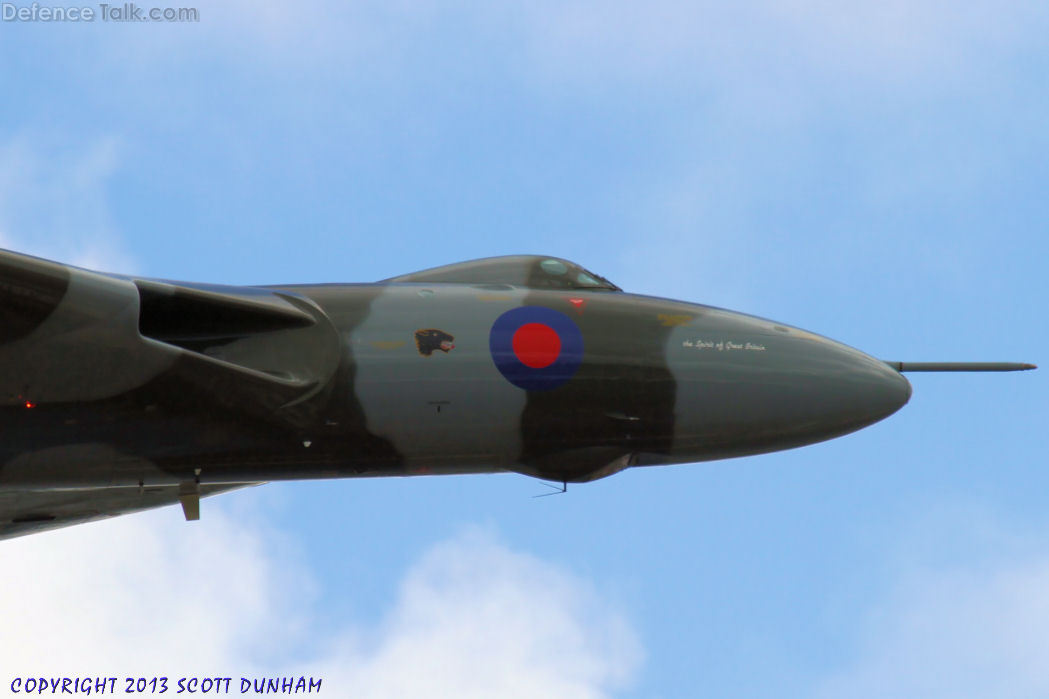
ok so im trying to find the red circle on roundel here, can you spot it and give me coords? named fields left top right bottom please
left=512, top=323, right=561, bottom=369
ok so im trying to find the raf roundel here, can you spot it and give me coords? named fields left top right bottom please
left=489, top=306, right=584, bottom=391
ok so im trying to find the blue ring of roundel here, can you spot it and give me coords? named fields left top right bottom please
left=489, top=306, right=584, bottom=391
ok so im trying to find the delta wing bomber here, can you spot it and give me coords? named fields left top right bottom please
left=0, top=249, right=1035, bottom=539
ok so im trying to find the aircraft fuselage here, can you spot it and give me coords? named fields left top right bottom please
left=0, top=263, right=912, bottom=489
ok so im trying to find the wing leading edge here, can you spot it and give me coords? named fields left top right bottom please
left=0, top=482, right=261, bottom=541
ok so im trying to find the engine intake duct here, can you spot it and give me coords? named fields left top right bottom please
left=135, top=279, right=315, bottom=352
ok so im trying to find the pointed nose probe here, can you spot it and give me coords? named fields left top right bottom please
left=883, top=361, right=1037, bottom=372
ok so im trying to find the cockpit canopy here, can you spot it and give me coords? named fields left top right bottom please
left=384, top=255, right=621, bottom=292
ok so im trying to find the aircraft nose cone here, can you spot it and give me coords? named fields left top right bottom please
left=669, top=318, right=914, bottom=459
left=851, top=354, right=913, bottom=422
left=786, top=337, right=912, bottom=438
left=767, top=337, right=913, bottom=448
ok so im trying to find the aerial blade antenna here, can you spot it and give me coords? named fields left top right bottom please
left=532, top=480, right=568, bottom=498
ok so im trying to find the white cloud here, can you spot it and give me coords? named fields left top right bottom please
left=313, top=529, right=641, bottom=698
left=57, top=1, right=1046, bottom=98
left=499, top=0, right=1045, bottom=97
left=0, top=135, right=137, bottom=273
left=815, top=513, right=1049, bottom=698
left=0, top=506, right=641, bottom=698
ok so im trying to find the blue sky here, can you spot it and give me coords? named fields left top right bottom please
left=0, top=2, right=1046, bottom=696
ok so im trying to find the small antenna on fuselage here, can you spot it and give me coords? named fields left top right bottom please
left=533, top=480, right=568, bottom=498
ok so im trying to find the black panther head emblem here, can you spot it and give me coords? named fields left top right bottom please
left=414, top=328, right=455, bottom=356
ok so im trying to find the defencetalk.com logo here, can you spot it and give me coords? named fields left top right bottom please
left=1, top=2, right=199, bottom=22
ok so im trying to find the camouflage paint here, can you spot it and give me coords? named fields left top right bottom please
left=0, top=250, right=921, bottom=539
